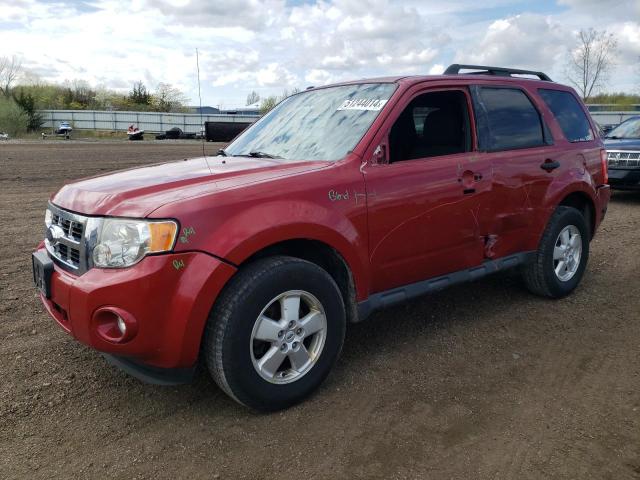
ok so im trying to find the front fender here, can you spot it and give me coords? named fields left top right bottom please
left=238, top=204, right=367, bottom=299
left=152, top=179, right=370, bottom=299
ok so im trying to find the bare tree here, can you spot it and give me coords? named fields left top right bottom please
left=152, top=83, right=189, bottom=112
left=246, top=90, right=260, bottom=106
left=566, top=29, right=618, bottom=101
left=0, top=55, right=22, bottom=98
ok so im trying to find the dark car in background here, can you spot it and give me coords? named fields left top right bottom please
left=604, top=116, right=640, bottom=190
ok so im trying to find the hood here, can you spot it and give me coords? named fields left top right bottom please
left=52, top=156, right=327, bottom=217
left=604, top=138, right=640, bottom=150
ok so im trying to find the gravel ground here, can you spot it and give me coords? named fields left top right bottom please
left=1, top=142, right=639, bottom=480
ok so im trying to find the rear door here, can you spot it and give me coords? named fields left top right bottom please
left=470, top=84, right=560, bottom=258
left=537, top=87, right=603, bottom=185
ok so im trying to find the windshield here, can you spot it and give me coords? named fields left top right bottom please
left=606, top=117, right=640, bottom=139
left=224, top=83, right=397, bottom=161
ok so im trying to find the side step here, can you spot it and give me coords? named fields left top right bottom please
left=356, top=252, right=534, bottom=321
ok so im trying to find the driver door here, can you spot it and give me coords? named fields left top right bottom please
left=362, top=86, right=492, bottom=293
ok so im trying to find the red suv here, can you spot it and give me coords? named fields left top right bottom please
left=33, top=64, right=610, bottom=411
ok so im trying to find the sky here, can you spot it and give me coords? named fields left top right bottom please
left=0, top=0, right=638, bottom=108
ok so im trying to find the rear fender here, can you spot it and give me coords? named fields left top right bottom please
left=535, top=174, right=598, bottom=248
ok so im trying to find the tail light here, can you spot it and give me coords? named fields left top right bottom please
left=600, top=149, right=608, bottom=184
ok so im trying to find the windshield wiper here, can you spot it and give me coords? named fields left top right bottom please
left=605, top=135, right=621, bottom=139
left=249, top=151, right=282, bottom=159
left=229, top=151, right=283, bottom=159
left=244, top=151, right=282, bottom=159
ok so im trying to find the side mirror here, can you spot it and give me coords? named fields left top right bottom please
left=372, top=142, right=388, bottom=164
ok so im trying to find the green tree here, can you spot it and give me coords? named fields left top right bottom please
left=0, top=97, right=27, bottom=136
left=259, top=95, right=278, bottom=114
left=259, top=88, right=301, bottom=114
left=13, top=88, right=43, bottom=131
left=129, top=81, right=151, bottom=105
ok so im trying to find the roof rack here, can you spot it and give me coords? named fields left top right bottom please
left=443, top=64, right=552, bottom=82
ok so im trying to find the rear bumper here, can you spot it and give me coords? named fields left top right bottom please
left=608, top=168, right=640, bottom=190
left=595, top=184, right=611, bottom=232
left=36, top=248, right=236, bottom=370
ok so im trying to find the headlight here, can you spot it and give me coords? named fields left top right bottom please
left=45, top=208, right=52, bottom=228
left=92, top=218, right=178, bottom=268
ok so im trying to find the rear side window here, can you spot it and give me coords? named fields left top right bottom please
left=538, top=89, right=594, bottom=142
left=477, top=87, right=545, bottom=151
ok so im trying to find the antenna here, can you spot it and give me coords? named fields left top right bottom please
left=196, top=48, right=211, bottom=172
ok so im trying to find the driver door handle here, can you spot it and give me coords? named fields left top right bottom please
left=541, top=159, right=560, bottom=172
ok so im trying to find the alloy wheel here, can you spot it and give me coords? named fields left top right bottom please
left=553, top=225, right=582, bottom=282
left=250, top=290, right=327, bottom=384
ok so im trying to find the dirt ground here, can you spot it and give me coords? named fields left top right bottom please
left=1, top=141, right=639, bottom=480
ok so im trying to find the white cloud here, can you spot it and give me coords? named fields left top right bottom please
left=256, top=63, right=298, bottom=87
left=429, top=64, right=445, bottom=75
left=458, top=14, right=569, bottom=74
left=0, top=0, right=638, bottom=108
left=150, top=0, right=285, bottom=31
left=558, top=0, right=640, bottom=22
left=305, top=69, right=335, bottom=86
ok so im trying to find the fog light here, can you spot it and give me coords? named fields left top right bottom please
left=117, top=316, right=127, bottom=335
left=92, top=307, right=138, bottom=343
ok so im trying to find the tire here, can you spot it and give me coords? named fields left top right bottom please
left=203, top=256, right=346, bottom=411
left=522, top=206, right=590, bottom=298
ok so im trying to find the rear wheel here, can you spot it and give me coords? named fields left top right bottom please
left=203, top=256, right=346, bottom=411
left=522, top=206, right=589, bottom=298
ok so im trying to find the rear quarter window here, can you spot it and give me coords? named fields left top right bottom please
left=476, top=87, right=546, bottom=151
left=538, top=89, right=594, bottom=142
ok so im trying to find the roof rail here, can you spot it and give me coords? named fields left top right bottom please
left=444, top=64, right=552, bottom=82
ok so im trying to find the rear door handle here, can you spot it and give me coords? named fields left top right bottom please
left=540, top=159, right=560, bottom=172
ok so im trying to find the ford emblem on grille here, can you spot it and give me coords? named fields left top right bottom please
left=46, top=225, right=65, bottom=246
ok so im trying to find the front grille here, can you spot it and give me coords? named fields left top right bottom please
left=607, top=150, right=640, bottom=168
left=45, top=204, right=88, bottom=274
left=51, top=213, right=84, bottom=241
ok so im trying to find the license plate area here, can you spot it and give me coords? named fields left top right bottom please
left=32, top=250, right=54, bottom=298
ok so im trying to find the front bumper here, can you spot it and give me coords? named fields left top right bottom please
left=35, top=247, right=236, bottom=370
left=608, top=168, right=640, bottom=190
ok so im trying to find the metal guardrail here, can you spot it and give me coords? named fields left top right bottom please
left=589, top=111, right=638, bottom=126
left=587, top=104, right=640, bottom=112
left=39, top=109, right=259, bottom=134
left=39, top=108, right=637, bottom=134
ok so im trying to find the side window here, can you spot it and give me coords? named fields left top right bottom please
left=388, top=90, right=471, bottom=163
left=538, top=89, right=594, bottom=142
left=477, top=87, right=545, bottom=151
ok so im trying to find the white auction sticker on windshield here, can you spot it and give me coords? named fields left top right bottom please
left=337, top=99, right=388, bottom=111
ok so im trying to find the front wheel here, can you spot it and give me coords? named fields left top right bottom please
left=203, top=256, right=346, bottom=411
left=522, top=206, right=590, bottom=298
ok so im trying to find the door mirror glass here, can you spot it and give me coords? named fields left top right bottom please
left=372, top=143, right=388, bottom=164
